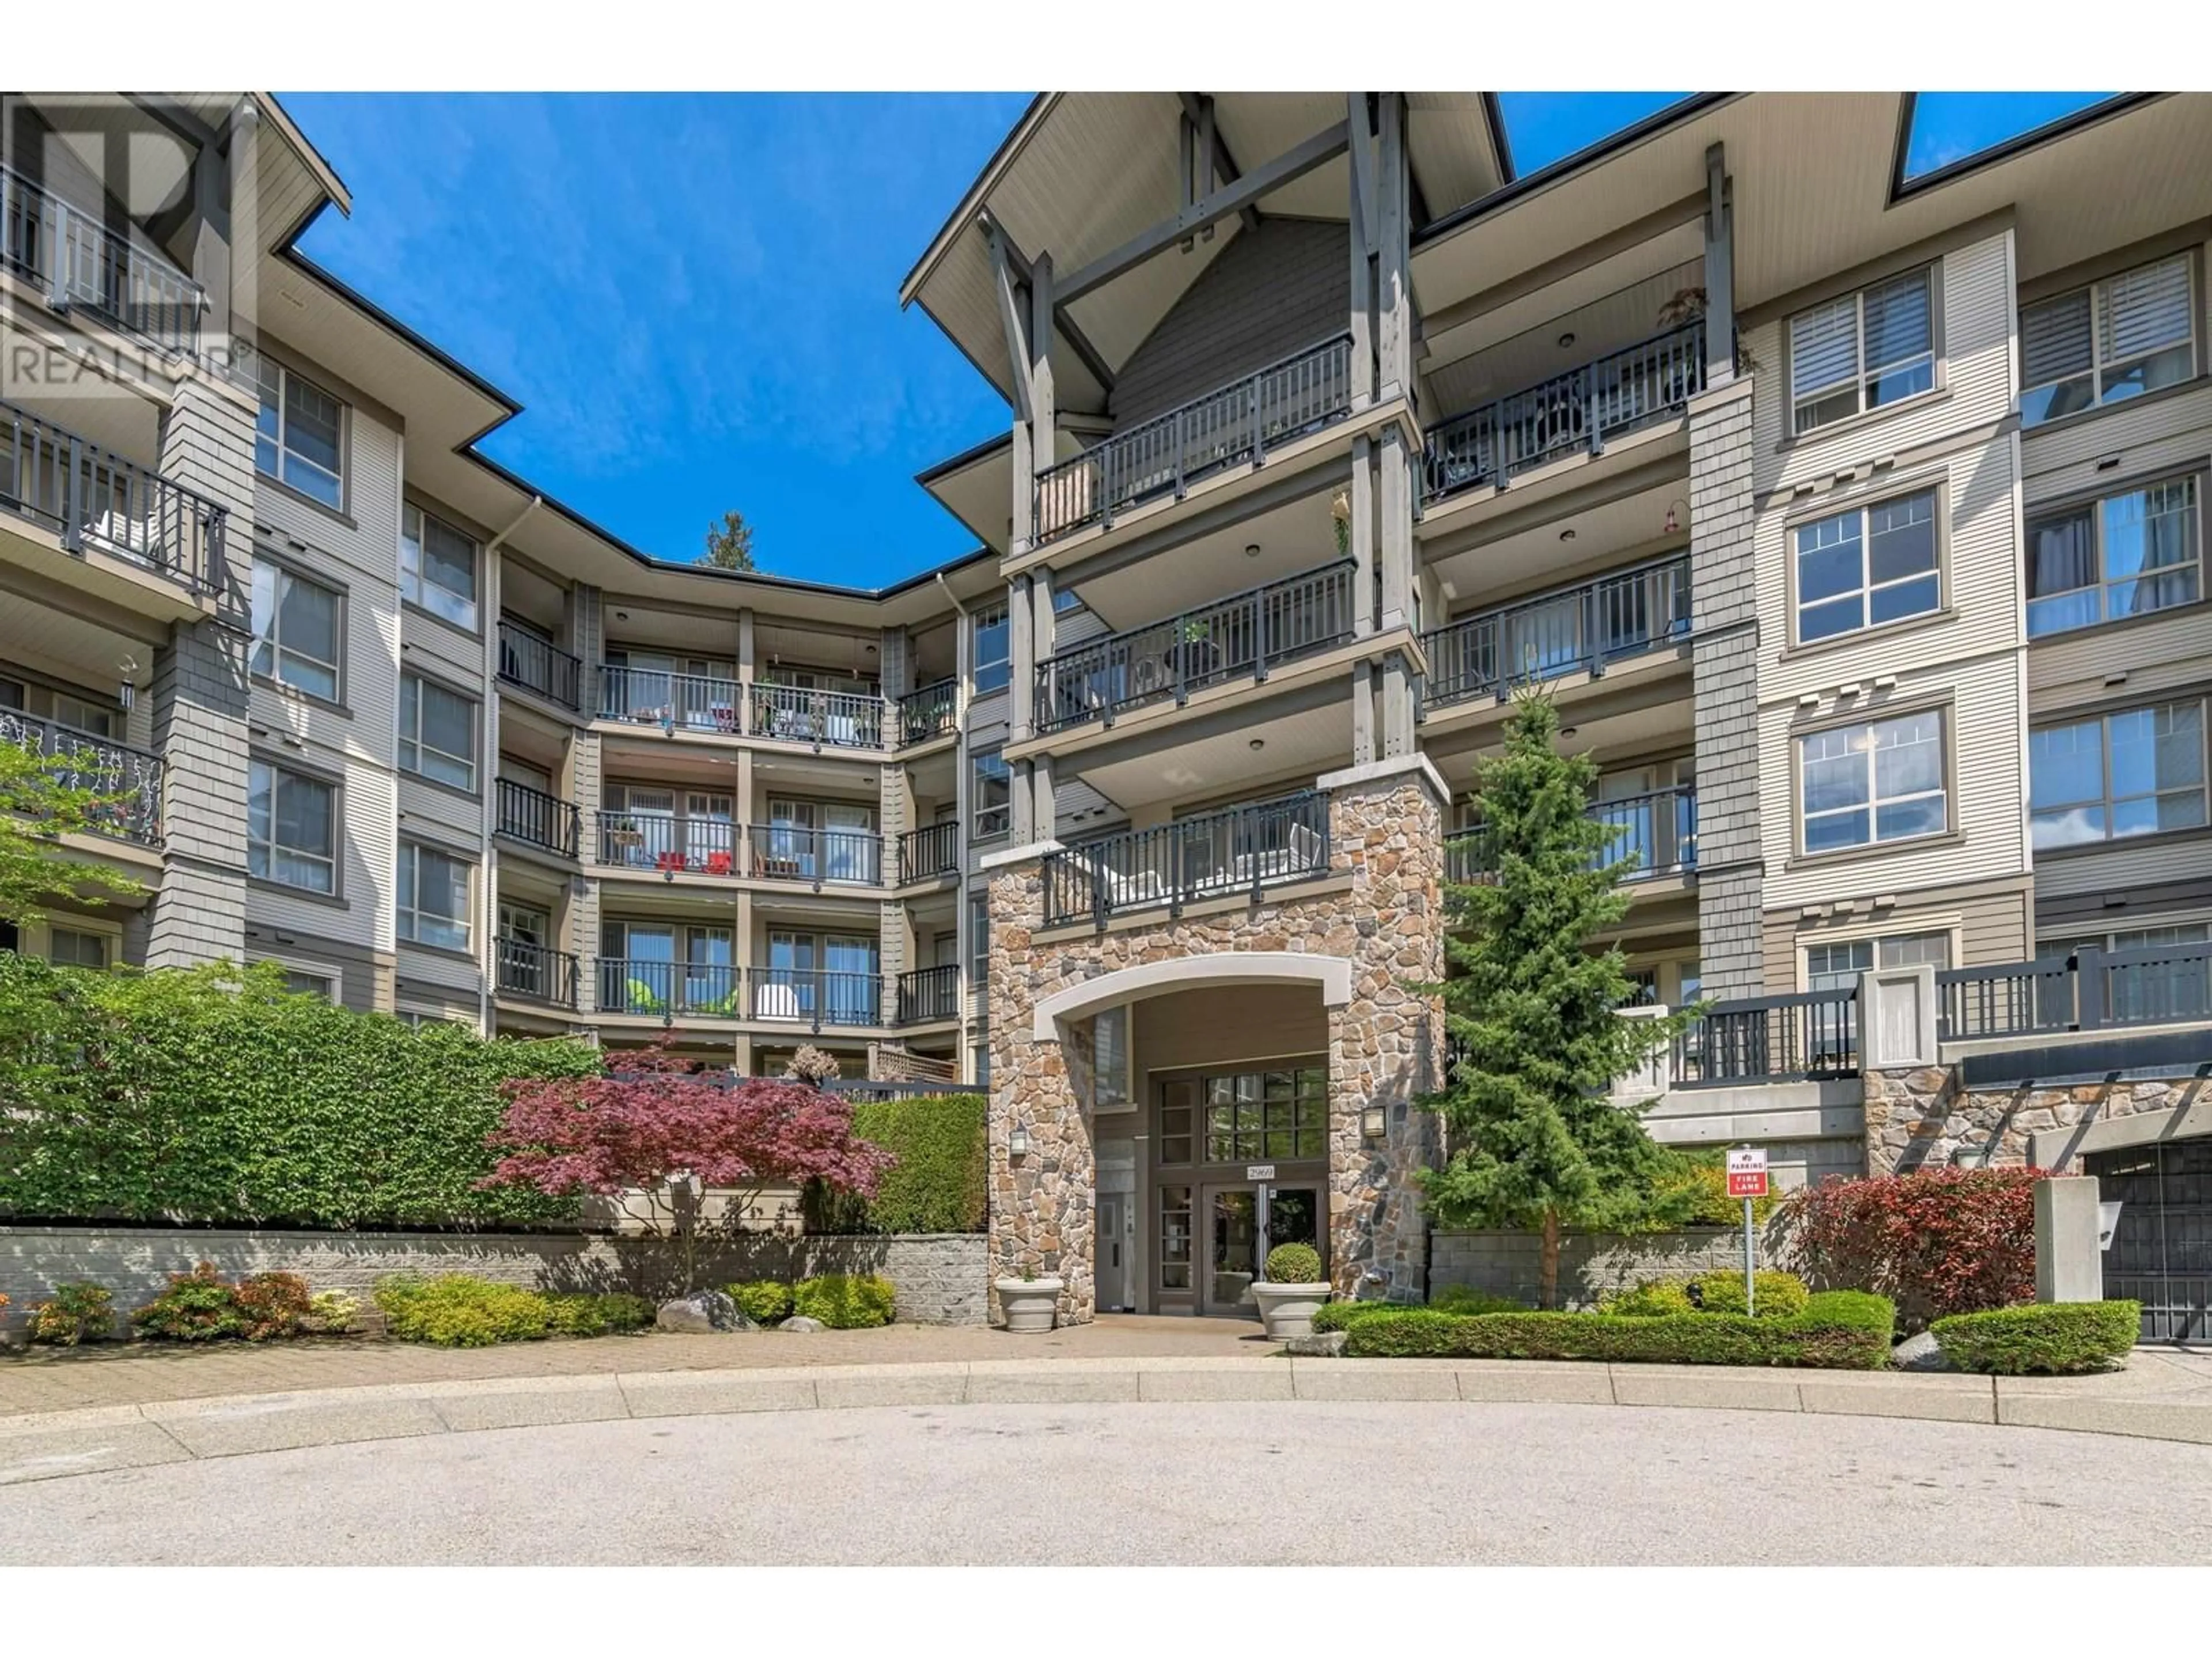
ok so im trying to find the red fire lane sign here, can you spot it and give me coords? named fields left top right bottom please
left=1726, top=1147, right=1769, bottom=1199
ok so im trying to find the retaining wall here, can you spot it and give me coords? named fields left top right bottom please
left=1429, top=1225, right=1789, bottom=1309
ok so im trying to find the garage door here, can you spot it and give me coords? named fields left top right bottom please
left=2087, top=1136, right=2212, bottom=1344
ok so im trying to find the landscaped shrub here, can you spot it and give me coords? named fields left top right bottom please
left=1692, top=1270, right=1808, bottom=1318
left=801, top=1094, right=986, bottom=1235
left=1264, top=1243, right=1324, bottom=1283
left=1931, top=1301, right=2141, bottom=1374
left=29, top=1282, right=114, bottom=1345
left=1430, top=1285, right=1526, bottom=1315
left=1780, top=1168, right=2047, bottom=1334
left=309, top=1290, right=360, bottom=1334
left=1312, top=1298, right=1442, bottom=1332
left=132, top=1262, right=245, bottom=1340
left=1600, top=1280, right=1696, bottom=1317
left=374, top=1274, right=555, bottom=1348
left=541, top=1291, right=655, bottom=1338
left=232, top=1272, right=314, bottom=1340
left=791, top=1272, right=895, bottom=1328
left=1341, top=1290, right=1895, bottom=1370
left=728, top=1280, right=794, bottom=1325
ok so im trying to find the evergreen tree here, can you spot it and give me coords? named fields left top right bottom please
left=699, top=509, right=757, bottom=572
left=1419, top=691, right=1695, bottom=1308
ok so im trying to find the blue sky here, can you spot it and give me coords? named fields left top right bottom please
left=283, top=92, right=2117, bottom=588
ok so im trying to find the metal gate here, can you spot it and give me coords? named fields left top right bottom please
left=2086, top=1135, right=2212, bottom=1344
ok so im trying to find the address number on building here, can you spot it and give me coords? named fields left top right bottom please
left=1245, top=1165, right=1275, bottom=1181
left=1726, top=1148, right=1769, bottom=1199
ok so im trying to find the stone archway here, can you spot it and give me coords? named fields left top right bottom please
left=1029, top=951, right=1354, bottom=1040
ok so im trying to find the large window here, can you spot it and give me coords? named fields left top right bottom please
left=254, top=359, right=344, bottom=509
left=248, top=758, right=336, bottom=893
left=1799, top=710, right=1948, bottom=854
left=973, top=603, right=1010, bottom=694
left=2026, top=477, right=2200, bottom=638
left=249, top=562, right=342, bottom=699
left=1789, top=267, right=1936, bottom=434
left=398, top=841, right=472, bottom=951
left=1805, top=930, right=1952, bottom=993
left=968, top=891, right=990, bottom=984
left=972, top=747, right=1010, bottom=840
left=1158, top=1069, right=1328, bottom=1166
left=399, top=673, right=478, bottom=791
left=2031, top=700, right=2208, bottom=850
left=401, top=505, right=480, bottom=630
left=2021, top=253, right=2196, bottom=427
left=1794, top=488, right=1940, bottom=642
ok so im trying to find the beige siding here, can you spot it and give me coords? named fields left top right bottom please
left=2030, top=607, right=2212, bottom=713
left=395, top=772, right=481, bottom=844
left=2034, top=832, right=2212, bottom=905
left=1760, top=877, right=2032, bottom=993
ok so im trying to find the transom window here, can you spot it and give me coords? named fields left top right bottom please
left=2042, top=922, right=2211, bottom=959
left=255, top=359, right=344, bottom=509
left=401, top=505, right=480, bottom=630
left=973, top=603, right=1010, bottom=694
left=249, top=562, right=342, bottom=700
left=399, top=673, right=478, bottom=791
left=1794, top=488, right=1940, bottom=642
left=972, top=747, right=1010, bottom=840
left=2030, top=700, right=2209, bottom=850
left=1805, top=930, right=1950, bottom=994
left=1789, top=267, right=1936, bottom=434
left=1799, top=710, right=1948, bottom=853
left=2026, top=476, right=2200, bottom=638
left=248, top=758, right=336, bottom=893
left=2021, top=253, right=2196, bottom=427
left=397, top=841, right=472, bottom=951
left=1157, top=1069, right=1328, bottom=1166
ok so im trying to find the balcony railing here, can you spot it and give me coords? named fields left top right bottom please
left=1420, top=555, right=1690, bottom=712
left=495, top=778, right=579, bottom=858
left=1447, top=786, right=1697, bottom=887
left=598, top=666, right=741, bottom=733
left=1671, top=987, right=1860, bottom=1088
left=596, top=957, right=744, bottom=1018
left=1422, top=321, right=1706, bottom=503
left=594, top=810, right=740, bottom=876
left=744, top=823, right=882, bottom=887
left=1032, top=334, right=1356, bottom=543
left=898, top=820, right=960, bottom=884
left=1, top=163, right=204, bottom=357
left=1940, top=944, right=2212, bottom=1041
left=1041, top=792, right=1331, bottom=929
left=1036, top=560, right=1356, bottom=735
left=750, top=683, right=884, bottom=750
left=495, top=936, right=578, bottom=1009
left=896, top=964, right=960, bottom=1025
left=592, top=812, right=884, bottom=886
left=497, top=622, right=581, bottom=711
left=748, top=967, right=884, bottom=1029
left=1, top=397, right=229, bottom=600
left=0, top=708, right=161, bottom=846
left=899, top=677, right=959, bottom=745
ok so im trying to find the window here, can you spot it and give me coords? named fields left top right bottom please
left=969, top=891, right=990, bottom=984
left=397, top=841, right=472, bottom=951
left=2031, top=701, right=2209, bottom=849
left=399, top=673, right=478, bottom=791
left=1799, top=710, right=1948, bottom=853
left=1092, top=1005, right=1131, bottom=1109
left=255, top=359, right=343, bottom=509
left=401, top=505, right=480, bottom=630
left=248, top=759, right=336, bottom=893
left=2021, top=253, right=2196, bottom=427
left=49, top=692, right=115, bottom=736
left=2026, top=477, right=2200, bottom=638
left=972, top=1042, right=991, bottom=1090
left=1794, top=489, right=1940, bottom=642
left=281, top=968, right=336, bottom=1001
left=1199, top=1069, right=1328, bottom=1162
left=973, top=603, right=1010, bottom=695
left=972, top=747, right=1010, bottom=840
left=1789, top=267, right=1936, bottom=434
left=2043, top=922, right=2211, bottom=958
left=250, top=562, right=342, bottom=699
left=48, top=927, right=108, bottom=969
left=1805, top=931, right=1952, bottom=993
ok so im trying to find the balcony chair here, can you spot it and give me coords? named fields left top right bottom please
left=754, top=981, right=802, bottom=1022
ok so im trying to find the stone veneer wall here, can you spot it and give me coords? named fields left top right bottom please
left=1430, top=1225, right=1786, bottom=1309
left=1863, top=1067, right=2207, bottom=1174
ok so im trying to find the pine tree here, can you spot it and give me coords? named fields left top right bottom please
left=699, top=510, right=757, bottom=572
left=1419, top=691, right=1695, bottom=1308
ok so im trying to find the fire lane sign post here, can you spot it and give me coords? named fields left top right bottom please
left=1726, top=1147, right=1769, bottom=1315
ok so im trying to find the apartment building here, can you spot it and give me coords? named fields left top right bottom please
left=5, top=91, right=2210, bottom=1325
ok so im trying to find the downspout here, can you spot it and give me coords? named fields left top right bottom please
left=934, top=569, right=974, bottom=1079
left=477, top=494, right=543, bottom=1036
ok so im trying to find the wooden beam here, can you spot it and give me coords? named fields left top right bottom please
left=986, top=210, right=1116, bottom=396
left=987, top=218, right=1032, bottom=423
left=1703, top=141, right=1735, bottom=387
left=1178, top=92, right=1260, bottom=232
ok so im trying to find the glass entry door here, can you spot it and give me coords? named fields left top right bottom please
left=1198, top=1183, right=1324, bottom=1316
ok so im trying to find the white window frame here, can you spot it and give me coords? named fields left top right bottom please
left=1789, top=266, right=1938, bottom=435
left=248, top=757, right=338, bottom=895
left=254, top=358, right=345, bottom=509
left=1797, top=709, right=1950, bottom=855
left=2025, top=475, right=2202, bottom=639
left=2021, top=252, right=2198, bottom=429
left=397, top=840, right=474, bottom=952
left=1803, top=929, right=1952, bottom=993
left=399, top=672, right=479, bottom=792
left=2029, top=699, right=2210, bottom=851
left=401, top=504, right=481, bottom=631
left=1792, top=486, right=1942, bottom=643
left=250, top=560, right=343, bottom=700
left=972, top=603, right=1010, bottom=695
left=972, top=746, right=1010, bottom=840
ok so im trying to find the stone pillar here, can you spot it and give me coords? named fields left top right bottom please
left=2035, top=1177, right=2103, bottom=1304
left=144, top=620, right=249, bottom=968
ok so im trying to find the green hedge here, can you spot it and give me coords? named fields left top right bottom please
left=0, top=957, right=600, bottom=1228
left=1931, top=1301, right=2140, bottom=1374
left=728, top=1280, right=794, bottom=1325
left=801, top=1094, right=986, bottom=1235
left=1602, top=1271, right=1809, bottom=1319
left=792, top=1272, right=895, bottom=1328
left=1340, top=1290, right=1895, bottom=1370
left=373, top=1275, right=653, bottom=1347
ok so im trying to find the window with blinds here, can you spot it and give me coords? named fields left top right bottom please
left=1789, top=267, right=1936, bottom=434
left=2026, top=475, right=2201, bottom=638
left=2021, top=253, right=2196, bottom=427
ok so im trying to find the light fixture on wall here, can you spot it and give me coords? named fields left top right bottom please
left=1244, top=542, right=1262, bottom=559
left=1361, top=1104, right=1386, bottom=1139
left=1249, top=738, right=1265, bottom=751
left=1557, top=331, right=1577, bottom=349
left=116, top=654, right=139, bottom=713
left=1009, top=1123, right=1032, bottom=1159
left=1663, top=498, right=1688, bottom=535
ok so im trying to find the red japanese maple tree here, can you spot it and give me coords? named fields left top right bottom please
left=481, top=1041, right=893, bottom=1291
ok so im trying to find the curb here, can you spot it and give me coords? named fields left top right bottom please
left=1, top=1355, right=2206, bottom=1486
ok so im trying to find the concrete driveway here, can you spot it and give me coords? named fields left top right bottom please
left=5, top=1399, right=2207, bottom=1565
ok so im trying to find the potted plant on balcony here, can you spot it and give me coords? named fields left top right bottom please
left=1250, top=1243, right=1331, bottom=1340
left=1170, top=616, right=1221, bottom=684
left=994, top=1263, right=1065, bottom=1334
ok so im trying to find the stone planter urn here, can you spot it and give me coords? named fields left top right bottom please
left=995, top=1277, right=1065, bottom=1334
left=1251, top=1281, right=1332, bottom=1341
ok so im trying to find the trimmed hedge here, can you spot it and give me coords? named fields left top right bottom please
left=1603, top=1271, right=1809, bottom=1319
left=373, top=1275, right=653, bottom=1347
left=792, top=1272, right=895, bottom=1328
left=1340, top=1290, right=1895, bottom=1370
left=801, top=1093, right=986, bottom=1236
left=1431, top=1285, right=1527, bottom=1316
left=1264, top=1243, right=1323, bottom=1283
left=1931, top=1301, right=2141, bottom=1374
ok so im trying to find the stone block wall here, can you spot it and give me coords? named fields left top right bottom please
left=1430, top=1226, right=1781, bottom=1309
left=1864, top=1066, right=2206, bottom=1174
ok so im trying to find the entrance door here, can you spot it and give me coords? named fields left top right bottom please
left=1198, top=1182, right=1327, bottom=1316
left=1097, top=1193, right=1132, bottom=1313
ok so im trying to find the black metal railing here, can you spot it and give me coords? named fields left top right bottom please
left=1, top=163, right=204, bottom=356
left=1032, top=334, right=1355, bottom=543
left=899, top=677, right=959, bottom=745
left=0, top=708, right=162, bottom=846
left=497, top=621, right=581, bottom=710
left=1, top=397, right=228, bottom=599
left=750, top=683, right=885, bottom=749
left=495, top=778, right=579, bottom=857
left=1035, top=560, right=1355, bottom=734
left=1420, top=555, right=1690, bottom=711
left=597, top=666, right=741, bottom=733
left=898, top=820, right=960, bottom=884
left=1940, top=944, right=2212, bottom=1040
left=1447, top=786, right=1697, bottom=886
left=596, top=957, right=743, bottom=1018
left=593, top=810, right=740, bottom=877
left=1672, top=988, right=1860, bottom=1087
left=495, top=937, right=578, bottom=1009
left=747, top=967, right=884, bottom=1029
left=1422, top=322, right=1705, bottom=503
left=745, top=823, right=882, bottom=886
left=1041, top=792, right=1331, bottom=928
left=896, top=964, right=961, bottom=1025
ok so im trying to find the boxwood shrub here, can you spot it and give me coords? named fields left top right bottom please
left=801, top=1094, right=986, bottom=1235
left=1263, top=1243, right=1323, bottom=1283
left=1341, top=1290, right=1895, bottom=1369
left=1603, top=1271, right=1808, bottom=1319
left=376, top=1275, right=556, bottom=1347
left=1930, top=1301, right=2141, bottom=1374
left=792, top=1272, right=895, bottom=1328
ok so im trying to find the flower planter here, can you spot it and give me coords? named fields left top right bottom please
left=995, top=1277, right=1065, bottom=1334
left=1251, top=1281, right=1332, bottom=1341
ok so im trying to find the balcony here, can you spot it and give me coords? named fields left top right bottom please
left=2, top=398, right=229, bottom=601
left=593, top=961, right=883, bottom=1028
left=0, top=709, right=161, bottom=847
left=593, top=812, right=884, bottom=887
left=1671, top=988, right=1860, bottom=1088
left=1421, top=322, right=1705, bottom=503
left=599, top=665, right=741, bottom=734
left=495, top=936, right=578, bottom=1009
left=497, top=622, right=582, bottom=711
left=1035, top=560, right=1355, bottom=735
left=1940, top=943, right=2212, bottom=1040
left=1, top=164, right=205, bottom=357
left=749, top=684, right=884, bottom=750
left=495, top=779, right=579, bottom=858
left=1419, top=555, right=1690, bottom=713
left=896, top=964, right=960, bottom=1025
left=1446, top=787, right=1697, bottom=887
left=1032, top=334, right=1355, bottom=544
left=1041, top=792, right=1330, bottom=929
left=898, top=677, right=959, bottom=746
left=897, top=820, right=960, bottom=885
